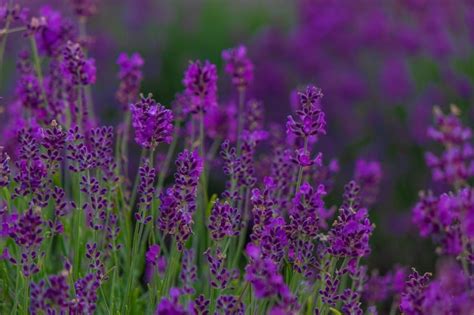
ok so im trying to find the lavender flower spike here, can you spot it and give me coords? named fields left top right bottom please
left=130, top=93, right=174, bottom=149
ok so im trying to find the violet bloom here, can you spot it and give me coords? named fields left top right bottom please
left=327, top=181, right=373, bottom=259
left=146, top=245, right=166, bottom=280
left=222, top=45, right=254, bottom=90
left=158, top=150, right=203, bottom=250
left=354, top=159, right=382, bottom=207
left=30, top=272, right=70, bottom=314
left=208, top=199, right=240, bottom=241
left=421, top=261, right=474, bottom=315
left=182, top=60, right=218, bottom=114
left=190, top=295, right=210, bottom=315
left=0, top=146, right=10, bottom=187
left=412, top=190, right=467, bottom=256
left=35, top=6, right=76, bottom=57
left=286, top=85, right=326, bottom=139
left=137, top=158, right=156, bottom=215
left=10, top=206, right=44, bottom=276
left=155, top=288, right=187, bottom=315
left=61, top=41, right=96, bottom=85
left=0, top=205, right=17, bottom=238
left=399, top=269, right=431, bottom=315
left=287, top=182, right=326, bottom=271
left=425, top=105, right=474, bottom=186
left=244, top=244, right=293, bottom=300
left=204, top=102, right=237, bottom=141
left=15, top=51, right=44, bottom=112
left=116, top=52, right=144, bottom=109
left=204, top=247, right=237, bottom=289
left=130, top=94, right=174, bottom=150
left=41, top=121, right=66, bottom=173
left=70, top=273, right=100, bottom=314
left=215, top=295, right=245, bottom=315
left=180, top=249, right=197, bottom=294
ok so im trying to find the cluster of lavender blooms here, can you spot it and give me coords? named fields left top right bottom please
left=2, top=2, right=473, bottom=315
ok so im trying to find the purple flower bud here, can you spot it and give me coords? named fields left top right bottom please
left=222, top=45, right=254, bottom=90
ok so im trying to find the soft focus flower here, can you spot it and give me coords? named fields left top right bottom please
left=116, top=52, right=144, bottom=109
left=61, top=41, right=96, bottom=85
left=354, top=159, right=382, bottom=207
left=222, top=45, right=253, bottom=90
left=183, top=60, right=218, bottom=114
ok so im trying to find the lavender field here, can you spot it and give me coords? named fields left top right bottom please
left=1, top=1, right=474, bottom=314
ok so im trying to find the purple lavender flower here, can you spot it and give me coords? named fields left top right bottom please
left=180, top=249, right=197, bottom=294
left=183, top=60, right=218, bottom=113
left=421, top=261, right=474, bottom=315
left=259, top=216, right=288, bottom=263
left=425, top=105, right=474, bottom=186
left=208, top=200, right=240, bottom=241
left=287, top=182, right=326, bottom=272
left=354, top=159, right=382, bottom=207
left=286, top=85, right=326, bottom=139
left=10, top=206, right=44, bottom=276
left=146, top=244, right=166, bottom=281
left=204, top=102, right=237, bottom=141
left=36, top=6, right=76, bottom=57
left=81, top=176, right=108, bottom=231
left=70, top=273, right=101, bottom=314
left=41, top=120, right=66, bottom=173
left=190, top=295, right=209, bottom=315
left=215, top=295, right=244, bottom=315
left=130, top=94, right=174, bottom=149
left=250, top=178, right=276, bottom=243
left=412, top=189, right=473, bottom=256
left=399, top=269, right=431, bottom=315
left=222, top=45, right=253, bottom=90
left=137, top=158, right=156, bottom=215
left=15, top=51, right=44, bottom=113
left=204, top=247, right=237, bottom=289
left=244, top=244, right=294, bottom=301
left=30, top=272, right=70, bottom=314
left=0, top=205, right=17, bottom=238
left=327, top=181, right=373, bottom=259
left=0, top=146, right=10, bottom=187
left=155, top=288, right=187, bottom=315
left=116, top=52, right=144, bottom=109
left=158, top=150, right=203, bottom=250
left=66, top=126, right=95, bottom=172
left=61, top=41, right=96, bottom=85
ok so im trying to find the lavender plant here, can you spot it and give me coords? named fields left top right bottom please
left=1, top=2, right=473, bottom=315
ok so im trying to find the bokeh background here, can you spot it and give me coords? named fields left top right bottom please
left=3, top=0, right=474, bottom=278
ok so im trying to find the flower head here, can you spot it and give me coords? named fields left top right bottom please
left=222, top=45, right=253, bottom=90
left=183, top=60, right=218, bottom=113
left=130, top=94, right=174, bottom=149
left=116, top=52, right=144, bottom=109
